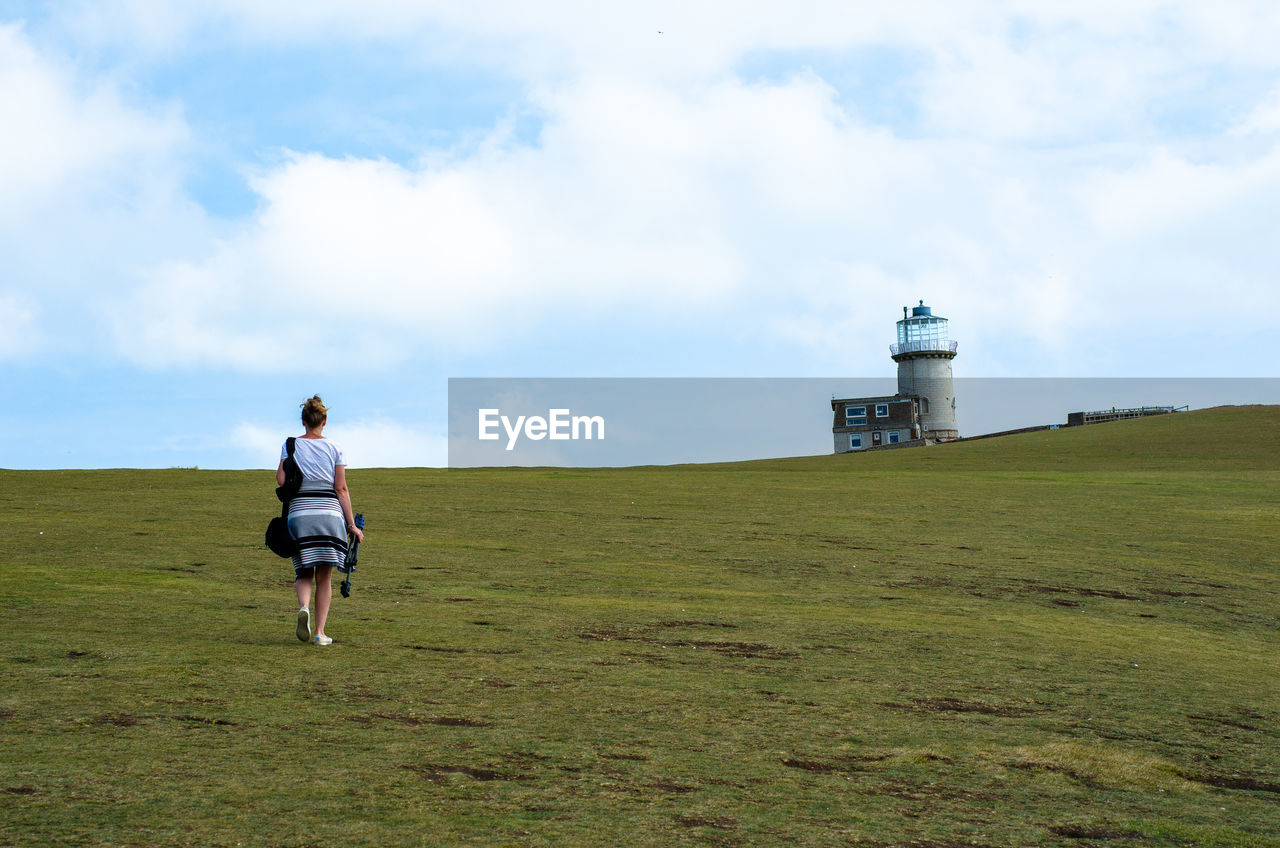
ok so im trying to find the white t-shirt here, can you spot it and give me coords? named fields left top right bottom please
left=281, top=437, right=346, bottom=486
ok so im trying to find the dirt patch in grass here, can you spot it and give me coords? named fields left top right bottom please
left=2, top=786, right=38, bottom=796
left=656, top=620, right=738, bottom=629
left=675, top=814, right=738, bottom=829
left=1147, top=588, right=1208, bottom=598
left=780, top=752, right=907, bottom=775
left=884, top=697, right=1038, bottom=717
left=759, top=691, right=818, bottom=706
left=577, top=629, right=797, bottom=659
left=402, top=763, right=526, bottom=783
left=847, top=841, right=1001, bottom=848
left=372, top=712, right=429, bottom=726
left=0, top=709, right=15, bottom=721
left=372, top=713, right=490, bottom=727
left=1178, top=770, right=1280, bottom=794
left=89, top=712, right=234, bottom=728
left=430, top=716, right=491, bottom=727
left=172, top=714, right=235, bottom=727
left=822, top=539, right=878, bottom=549
left=695, top=640, right=797, bottom=659
left=781, top=757, right=839, bottom=773
left=863, top=777, right=996, bottom=802
left=90, top=713, right=150, bottom=727
left=578, top=629, right=624, bottom=641
left=1017, top=580, right=1145, bottom=601
left=651, top=779, right=700, bottom=794
left=1007, top=759, right=1104, bottom=789
left=600, top=752, right=650, bottom=761
left=403, top=644, right=467, bottom=653
left=1050, top=823, right=1140, bottom=839
left=1188, top=712, right=1263, bottom=732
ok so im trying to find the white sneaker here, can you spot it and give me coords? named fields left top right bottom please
left=296, top=607, right=311, bottom=642
left=312, top=634, right=333, bottom=646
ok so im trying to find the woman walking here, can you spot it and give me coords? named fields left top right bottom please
left=278, top=395, right=364, bottom=645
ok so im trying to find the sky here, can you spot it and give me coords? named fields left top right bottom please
left=2, top=1, right=1279, bottom=469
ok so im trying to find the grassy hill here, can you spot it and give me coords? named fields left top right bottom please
left=755, top=404, right=1280, bottom=472
left=2, top=406, right=1278, bottom=847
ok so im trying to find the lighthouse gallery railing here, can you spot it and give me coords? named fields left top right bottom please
left=890, top=340, right=959, bottom=356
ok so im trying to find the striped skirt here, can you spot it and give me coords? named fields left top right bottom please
left=287, top=486, right=348, bottom=578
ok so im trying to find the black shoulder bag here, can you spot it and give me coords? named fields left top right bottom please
left=265, top=437, right=304, bottom=557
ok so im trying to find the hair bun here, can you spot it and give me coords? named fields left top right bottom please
left=301, top=395, right=328, bottom=428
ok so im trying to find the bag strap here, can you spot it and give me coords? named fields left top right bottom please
left=276, top=436, right=303, bottom=504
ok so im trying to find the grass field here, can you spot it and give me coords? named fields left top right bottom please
left=2, top=406, right=1278, bottom=847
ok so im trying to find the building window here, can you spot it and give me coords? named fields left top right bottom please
left=845, top=405, right=867, bottom=426
left=849, top=434, right=862, bottom=450
left=875, top=403, right=889, bottom=417
left=888, top=431, right=900, bottom=444
left=921, top=397, right=930, bottom=414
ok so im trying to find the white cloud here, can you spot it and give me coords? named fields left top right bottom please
left=107, top=51, right=1280, bottom=377
left=0, top=23, right=183, bottom=221
left=51, top=2, right=1280, bottom=133
left=1078, top=147, right=1280, bottom=238
left=0, top=23, right=201, bottom=363
left=13, top=3, right=1280, bottom=379
left=232, top=419, right=446, bottom=468
left=118, top=75, right=895, bottom=368
left=0, top=293, right=41, bottom=360
left=327, top=420, right=448, bottom=468
left=918, top=30, right=1151, bottom=142
left=1233, top=85, right=1280, bottom=136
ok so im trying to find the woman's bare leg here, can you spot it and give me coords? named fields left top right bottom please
left=295, top=575, right=312, bottom=609
left=313, top=566, right=333, bottom=637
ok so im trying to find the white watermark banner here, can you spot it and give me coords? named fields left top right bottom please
left=447, top=378, right=1280, bottom=467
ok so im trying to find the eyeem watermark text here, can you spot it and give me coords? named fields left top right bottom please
left=478, top=409, right=606, bottom=451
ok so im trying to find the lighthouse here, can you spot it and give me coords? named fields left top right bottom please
left=892, top=300, right=959, bottom=441
left=830, top=300, right=960, bottom=452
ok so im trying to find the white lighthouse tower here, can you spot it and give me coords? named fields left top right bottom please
left=892, top=300, right=959, bottom=441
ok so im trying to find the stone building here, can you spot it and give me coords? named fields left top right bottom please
left=830, top=394, right=921, bottom=452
